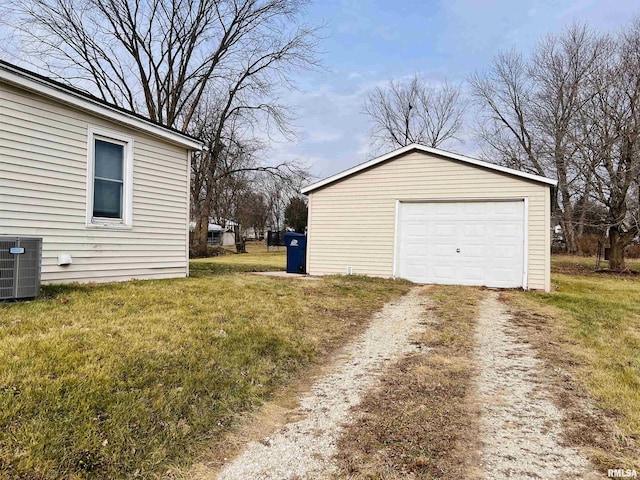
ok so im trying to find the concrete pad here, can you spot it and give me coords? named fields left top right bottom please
left=252, top=271, right=321, bottom=280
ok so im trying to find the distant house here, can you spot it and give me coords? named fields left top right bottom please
left=222, top=231, right=235, bottom=246
left=243, top=226, right=266, bottom=241
left=0, top=61, right=203, bottom=283
left=552, top=224, right=564, bottom=244
left=188, top=222, right=228, bottom=246
left=207, top=224, right=224, bottom=246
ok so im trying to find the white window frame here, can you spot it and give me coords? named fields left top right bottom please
left=86, top=126, right=134, bottom=229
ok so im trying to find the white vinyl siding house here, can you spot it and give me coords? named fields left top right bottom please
left=0, top=61, right=202, bottom=283
left=303, top=145, right=556, bottom=292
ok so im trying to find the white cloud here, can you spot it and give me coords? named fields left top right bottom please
left=264, top=73, right=385, bottom=180
left=266, top=67, right=482, bottom=182
left=263, top=0, right=640, bottom=184
left=305, top=130, right=344, bottom=143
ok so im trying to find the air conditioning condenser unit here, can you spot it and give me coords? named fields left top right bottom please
left=0, top=236, right=42, bottom=300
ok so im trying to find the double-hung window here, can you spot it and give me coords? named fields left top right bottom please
left=87, top=127, right=133, bottom=228
left=94, top=139, right=124, bottom=218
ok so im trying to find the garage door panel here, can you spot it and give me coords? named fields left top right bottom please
left=405, top=223, right=428, bottom=238
left=435, top=224, right=455, bottom=237
left=464, top=224, right=485, bottom=237
left=495, top=201, right=522, bottom=216
left=435, top=243, right=457, bottom=256
left=398, top=201, right=524, bottom=288
left=406, top=264, right=428, bottom=278
left=462, top=203, right=485, bottom=216
left=462, top=266, right=484, bottom=281
left=494, top=224, right=519, bottom=237
left=492, top=267, right=521, bottom=285
left=494, top=245, right=517, bottom=259
left=463, top=245, right=485, bottom=257
left=405, top=244, right=428, bottom=257
left=435, top=203, right=456, bottom=216
left=434, top=265, right=456, bottom=281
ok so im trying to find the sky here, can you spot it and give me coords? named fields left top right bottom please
left=1, top=0, right=638, bottom=183
left=273, top=0, right=640, bottom=181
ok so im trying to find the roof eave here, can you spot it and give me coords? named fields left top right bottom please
left=301, top=144, right=557, bottom=194
left=0, top=64, right=203, bottom=151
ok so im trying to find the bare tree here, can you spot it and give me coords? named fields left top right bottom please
left=189, top=107, right=309, bottom=255
left=9, top=0, right=318, bottom=131
left=8, top=0, right=319, bottom=257
left=578, top=19, right=640, bottom=270
left=239, top=191, right=270, bottom=240
left=263, top=176, right=285, bottom=232
left=532, top=24, right=612, bottom=254
left=363, top=74, right=466, bottom=151
left=262, top=171, right=308, bottom=232
left=470, top=23, right=610, bottom=254
left=469, top=50, right=545, bottom=175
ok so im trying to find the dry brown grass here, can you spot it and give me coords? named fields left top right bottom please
left=332, top=285, right=485, bottom=479
left=181, top=348, right=342, bottom=480
left=552, top=254, right=640, bottom=275
left=171, top=274, right=414, bottom=480
left=502, top=289, right=640, bottom=474
left=0, top=251, right=410, bottom=480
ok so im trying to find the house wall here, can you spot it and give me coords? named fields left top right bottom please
left=0, top=81, right=190, bottom=283
left=306, top=150, right=551, bottom=291
left=222, top=232, right=235, bottom=246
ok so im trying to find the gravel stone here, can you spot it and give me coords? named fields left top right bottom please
left=475, top=291, right=598, bottom=479
left=216, top=287, right=427, bottom=480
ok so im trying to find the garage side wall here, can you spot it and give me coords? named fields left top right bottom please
left=306, top=151, right=550, bottom=291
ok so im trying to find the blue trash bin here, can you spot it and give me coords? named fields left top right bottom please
left=284, top=232, right=307, bottom=274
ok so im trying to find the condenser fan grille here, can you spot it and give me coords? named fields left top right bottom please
left=0, top=237, right=42, bottom=300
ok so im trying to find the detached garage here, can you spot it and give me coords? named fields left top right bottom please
left=302, top=144, right=557, bottom=291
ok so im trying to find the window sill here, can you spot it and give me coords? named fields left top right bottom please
left=86, top=221, right=133, bottom=230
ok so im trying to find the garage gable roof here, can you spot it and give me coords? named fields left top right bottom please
left=301, top=144, right=558, bottom=194
left=0, top=60, right=203, bottom=150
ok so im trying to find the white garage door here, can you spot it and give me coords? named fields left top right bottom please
left=397, top=201, right=525, bottom=288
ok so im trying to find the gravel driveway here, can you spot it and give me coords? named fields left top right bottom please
left=196, top=287, right=600, bottom=480
left=216, top=287, right=427, bottom=480
left=475, top=291, right=598, bottom=479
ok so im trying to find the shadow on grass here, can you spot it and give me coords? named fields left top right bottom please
left=30, top=256, right=285, bottom=301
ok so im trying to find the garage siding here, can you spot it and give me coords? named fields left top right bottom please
left=306, top=151, right=551, bottom=291
left=0, top=81, right=190, bottom=283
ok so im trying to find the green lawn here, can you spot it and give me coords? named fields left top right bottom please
left=552, top=254, right=640, bottom=274
left=541, top=273, right=640, bottom=430
left=507, top=254, right=640, bottom=469
left=0, top=248, right=410, bottom=479
left=190, top=242, right=285, bottom=276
